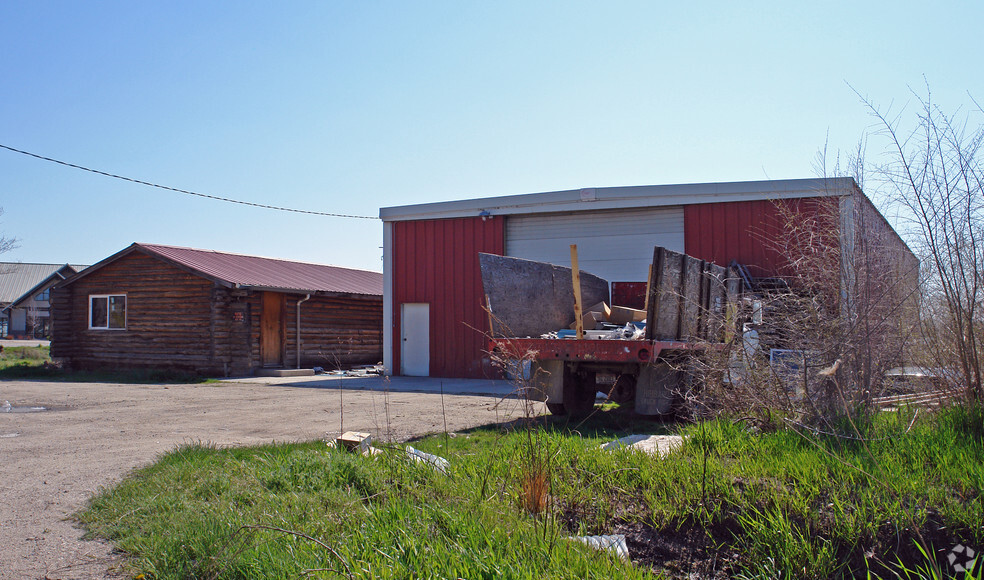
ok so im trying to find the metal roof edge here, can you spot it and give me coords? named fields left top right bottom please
left=134, top=244, right=239, bottom=288
left=137, top=243, right=384, bottom=275
left=7, top=265, right=78, bottom=308
left=55, top=243, right=241, bottom=290
left=379, top=177, right=859, bottom=222
left=54, top=243, right=383, bottom=296
left=244, top=285, right=383, bottom=297
left=55, top=244, right=143, bottom=288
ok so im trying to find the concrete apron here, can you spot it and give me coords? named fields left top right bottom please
left=220, top=374, right=519, bottom=398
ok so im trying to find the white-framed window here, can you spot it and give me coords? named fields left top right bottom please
left=89, top=294, right=126, bottom=330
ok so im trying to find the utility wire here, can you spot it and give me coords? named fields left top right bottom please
left=0, top=143, right=378, bottom=220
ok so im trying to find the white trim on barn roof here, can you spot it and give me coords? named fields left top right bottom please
left=379, top=177, right=860, bottom=222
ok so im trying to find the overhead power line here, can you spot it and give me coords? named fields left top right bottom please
left=0, top=143, right=377, bottom=220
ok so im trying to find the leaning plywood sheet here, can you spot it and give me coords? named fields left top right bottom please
left=646, top=246, right=735, bottom=342
left=479, top=253, right=610, bottom=338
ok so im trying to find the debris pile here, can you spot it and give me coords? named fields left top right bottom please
left=328, top=432, right=451, bottom=473
left=319, top=364, right=385, bottom=377
left=538, top=300, right=646, bottom=340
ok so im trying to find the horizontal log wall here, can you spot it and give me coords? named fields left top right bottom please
left=284, top=294, right=383, bottom=369
left=50, top=251, right=229, bottom=374
left=51, top=250, right=383, bottom=376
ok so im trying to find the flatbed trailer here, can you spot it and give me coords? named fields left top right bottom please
left=489, top=337, right=715, bottom=415
left=484, top=246, right=739, bottom=416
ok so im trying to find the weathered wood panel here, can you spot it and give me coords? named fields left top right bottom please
left=646, top=246, right=735, bottom=342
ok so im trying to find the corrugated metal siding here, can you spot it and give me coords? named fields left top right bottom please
left=684, top=198, right=835, bottom=277
left=392, top=217, right=504, bottom=378
left=0, top=263, right=73, bottom=303
left=505, top=206, right=685, bottom=282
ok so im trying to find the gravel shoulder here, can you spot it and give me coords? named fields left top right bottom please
left=0, top=378, right=535, bottom=580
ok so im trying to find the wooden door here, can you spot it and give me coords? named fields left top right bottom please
left=400, top=303, right=429, bottom=376
left=260, top=292, right=285, bottom=367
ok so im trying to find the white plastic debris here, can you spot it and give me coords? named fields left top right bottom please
left=569, top=534, right=630, bottom=560
left=617, top=322, right=645, bottom=340
left=601, top=434, right=683, bottom=457
left=405, top=445, right=450, bottom=474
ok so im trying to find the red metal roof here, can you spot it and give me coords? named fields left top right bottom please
left=136, top=244, right=382, bottom=296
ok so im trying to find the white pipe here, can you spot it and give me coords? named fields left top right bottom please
left=296, top=294, right=311, bottom=369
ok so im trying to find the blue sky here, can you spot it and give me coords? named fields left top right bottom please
left=1, top=1, right=981, bottom=271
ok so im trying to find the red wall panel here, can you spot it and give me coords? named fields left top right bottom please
left=684, top=198, right=837, bottom=278
left=392, top=217, right=504, bottom=378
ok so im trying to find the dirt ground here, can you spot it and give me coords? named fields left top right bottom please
left=0, top=378, right=536, bottom=580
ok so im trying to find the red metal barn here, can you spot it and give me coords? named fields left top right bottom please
left=380, top=178, right=918, bottom=379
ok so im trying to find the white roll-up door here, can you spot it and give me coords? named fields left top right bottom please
left=505, top=206, right=685, bottom=282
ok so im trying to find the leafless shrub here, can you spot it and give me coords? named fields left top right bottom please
left=0, top=208, right=17, bottom=257
left=860, top=83, right=984, bottom=405
left=688, top=170, right=920, bottom=428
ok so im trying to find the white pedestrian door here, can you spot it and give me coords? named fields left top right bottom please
left=400, top=303, right=430, bottom=376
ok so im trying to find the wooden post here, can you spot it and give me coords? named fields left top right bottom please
left=571, top=244, right=584, bottom=340
left=644, top=264, right=653, bottom=311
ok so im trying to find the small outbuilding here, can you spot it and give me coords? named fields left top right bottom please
left=50, top=243, right=383, bottom=376
left=379, top=177, right=917, bottom=379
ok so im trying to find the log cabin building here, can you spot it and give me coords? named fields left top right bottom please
left=50, top=243, right=383, bottom=376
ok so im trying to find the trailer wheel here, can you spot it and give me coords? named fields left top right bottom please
left=545, top=402, right=568, bottom=415
left=545, top=368, right=596, bottom=417
left=607, top=374, right=636, bottom=404
left=564, top=369, right=597, bottom=417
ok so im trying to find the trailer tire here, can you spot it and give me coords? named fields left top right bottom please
left=544, top=368, right=596, bottom=417
left=545, top=402, right=568, bottom=415
left=607, top=374, right=637, bottom=404
left=564, top=370, right=597, bottom=417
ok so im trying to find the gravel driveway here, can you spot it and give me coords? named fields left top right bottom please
left=0, top=376, right=535, bottom=580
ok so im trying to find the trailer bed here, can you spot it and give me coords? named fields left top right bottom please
left=490, top=337, right=702, bottom=364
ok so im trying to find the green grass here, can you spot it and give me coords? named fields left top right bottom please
left=0, top=345, right=50, bottom=368
left=0, top=346, right=208, bottom=383
left=77, top=407, right=984, bottom=579
left=0, top=345, right=57, bottom=378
